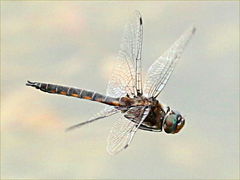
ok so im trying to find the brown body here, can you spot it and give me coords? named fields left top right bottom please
left=26, top=81, right=121, bottom=106
left=26, top=81, right=166, bottom=131
left=119, top=96, right=166, bottom=131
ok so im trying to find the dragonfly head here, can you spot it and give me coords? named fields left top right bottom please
left=163, top=108, right=185, bottom=134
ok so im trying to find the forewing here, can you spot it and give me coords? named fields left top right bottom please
left=106, top=106, right=150, bottom=155
left=106, top=11, right=143, bottom=98
left=143, top=26, right=196, bottom=98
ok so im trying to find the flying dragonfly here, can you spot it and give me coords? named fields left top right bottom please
left=26, top=11, right=196, bottom=155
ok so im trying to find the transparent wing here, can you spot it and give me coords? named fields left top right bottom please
left=106, top=106, right=150, bottom=155
left=106, top=11, right=143, bottom=98
left=143, top=26, right=196, bottom=98
left=66, top=106, right=119, bottom=131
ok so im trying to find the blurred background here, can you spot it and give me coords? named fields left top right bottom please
left=1, top=1, right=239, bottom=179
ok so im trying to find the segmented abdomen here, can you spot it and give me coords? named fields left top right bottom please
left=26, top=81, right=121, bottom=106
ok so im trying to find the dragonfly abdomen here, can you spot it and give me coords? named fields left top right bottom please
left=26, top=81, right=120, bottom=106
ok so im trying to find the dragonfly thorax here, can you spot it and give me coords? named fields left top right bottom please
left=119, top=95, right=166, bottom=131
left=119, top=95, right=155, bottom=107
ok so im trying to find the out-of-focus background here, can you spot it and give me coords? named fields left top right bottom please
left=1, top=1, right=239, bottom=179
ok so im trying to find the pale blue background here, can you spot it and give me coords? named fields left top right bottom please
left=1, top=1, right=239, bottom=179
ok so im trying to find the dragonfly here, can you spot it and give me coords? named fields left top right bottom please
left=26, top=11, right=195, bottom=155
